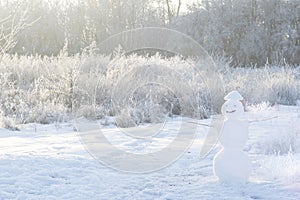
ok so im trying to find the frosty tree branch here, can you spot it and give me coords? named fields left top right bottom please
left=0, top=9, right=39, bottom=55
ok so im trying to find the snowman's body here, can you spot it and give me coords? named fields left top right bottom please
left=213, top=91, right=252, bottom=184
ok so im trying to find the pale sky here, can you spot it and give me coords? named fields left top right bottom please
left=152, top=0, right=201, bottom=14
left=26, top=0, right=201, bottom=14
left=180, top=0, right=201, bottom=12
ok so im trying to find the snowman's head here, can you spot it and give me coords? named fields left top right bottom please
left=221, top=90, right=245, bottom=119
left=221, top=100, right=244, bottom=118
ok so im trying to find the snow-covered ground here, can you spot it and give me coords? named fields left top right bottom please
left=0, top=105, right=299, bottom=200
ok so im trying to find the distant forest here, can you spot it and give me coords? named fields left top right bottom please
left=0, top=0, right=299, bottom=66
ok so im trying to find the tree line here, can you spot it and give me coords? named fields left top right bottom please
left=0, top=0, right=299, bottom=66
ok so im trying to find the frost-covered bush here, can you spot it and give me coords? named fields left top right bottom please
left=0, top=52, right=299, bottom=128
left=258, top=153, right=300, bottom=184
left=216, top=57, right=300, bottom=106
left=75, top=105, right=106, bottom=120
left=260, top=130, right=300, bottom=155
left=104, top=54, right=213, bottom=124
left=249, top=104, right=300, bottom=155
left=0, top=54, right=76, bottom=125
left=115, top=109, right=136, bottom=128
left=0, top=73, right=69, bottom=125
left=0, top=110, right=19, bottom=131
left=127, top=84, right=175, bottom=124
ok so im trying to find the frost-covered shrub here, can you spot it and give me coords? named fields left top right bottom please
left=75, top=105, right=106, bottom=120
left=115, top=109, right=136, bottom=128
left=0, top=51, right=299, bottom=128
left=258, top=127, right=300, bottom=155
left=0, top=54, right=76, bottom=125
left=219, top=64, right=300, bottom=106
left=258, top=153, right=300, bottom=184
left=0, top=113, right=19, bottom=131
left=126, top=83, right=179, bottom=124
left=105, top=54, right=212, bottom=123
left=130, top=103, right=167, bottom=125
left=251, top=111, right=300, bottom=155
left=27, top=103, right=68, bottom=124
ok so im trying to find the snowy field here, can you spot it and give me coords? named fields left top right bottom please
left=0, top=105, right=300, bottom=200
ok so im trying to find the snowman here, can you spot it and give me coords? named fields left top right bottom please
left=213, top=91, right=251, bottom=184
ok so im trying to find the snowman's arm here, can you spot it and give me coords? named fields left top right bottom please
left=186, top=121, right=211, bottom=127
left=249, top=116, right=278, bottom=123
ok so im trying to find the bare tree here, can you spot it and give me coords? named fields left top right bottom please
left=0, top=8, right=36, bottom=55
left=166, top=0, right=182, bottom=23
left=166, top=0, right=173, bottom=23
left=176, top=0, right=182, bottom=17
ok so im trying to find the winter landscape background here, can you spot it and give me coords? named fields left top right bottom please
left=0, top=0, right=300, bottom=199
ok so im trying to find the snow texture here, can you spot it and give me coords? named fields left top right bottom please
left=0, top=105, right=299, bottom=199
